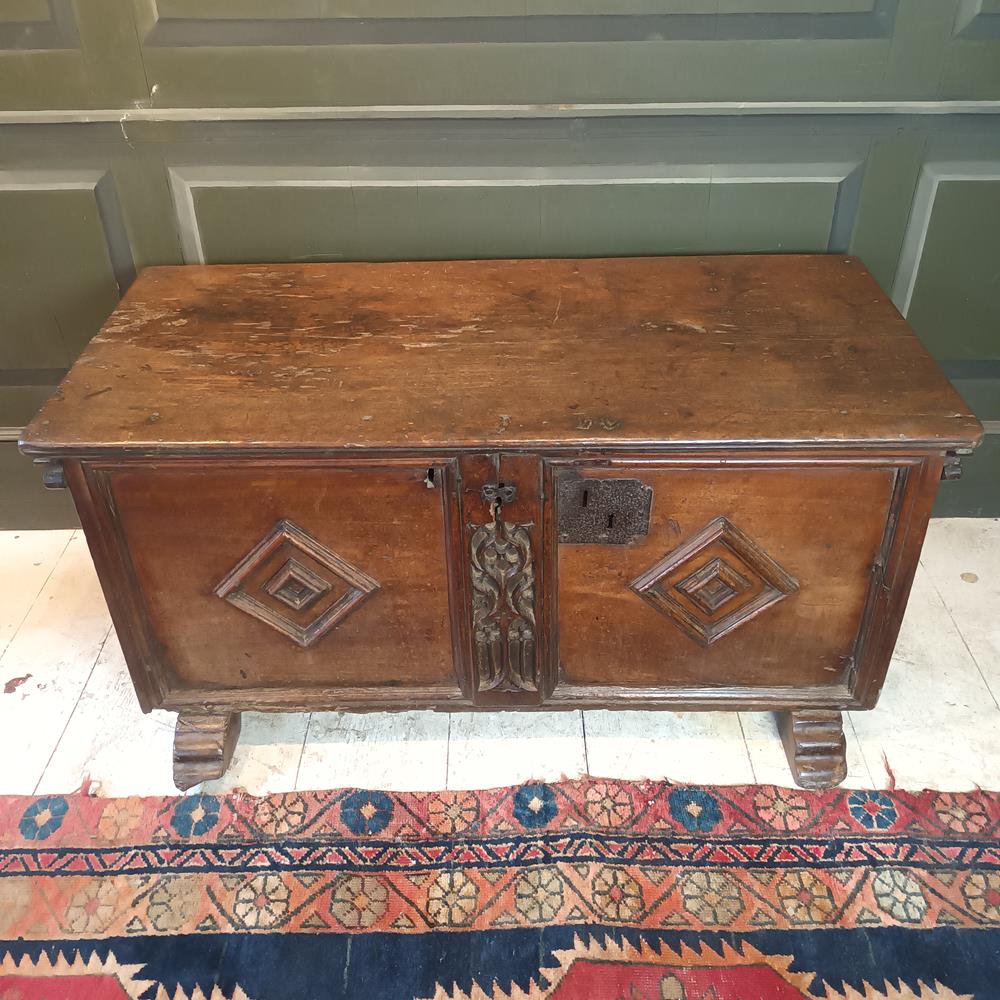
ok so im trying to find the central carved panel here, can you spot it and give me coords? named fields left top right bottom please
left=630, top=517, right=798, bottom=646
left=215, top=520, right=379, bottom=648
left=470, top=518, right=537, bottom=694
left=675, top=556, right=752, bottom=615
left=264, top=558, right=333, bottom=612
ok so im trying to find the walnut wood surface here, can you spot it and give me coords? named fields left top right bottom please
left=20, top=255, right=983, bottom=791
left=557, top=462, right=895, bottom=690
left=778, top=710, right=849, bottom=790
left=21, top=256, right=981, bottom=456
left=173, top=711, right=241, bottom=791
left=105, top=462, right=456, bottom=691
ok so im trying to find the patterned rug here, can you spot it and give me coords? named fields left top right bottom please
left=1, top=778, right=998, bottom=998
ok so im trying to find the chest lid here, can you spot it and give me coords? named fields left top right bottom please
left=20, top=255, right=981, bottom=455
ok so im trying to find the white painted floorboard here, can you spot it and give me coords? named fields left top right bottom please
left=0, top=529, right=74, bottom=661
left=35, top=633, right=178, bottom=797
left=0, top=520, right=998, bottom=796
left=918, top=518, right=1000, bottom=705
left=447, top=711, right=587, bottom=790
left=0, top=532, right=113, bottom=795
left=585, top=710, right=755, bottom=786
left=298, top=711, right=449, bottom=792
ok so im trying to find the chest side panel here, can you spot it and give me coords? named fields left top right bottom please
left=554, top=463, right=897, bottom=693
left=100, top=462, right=458, bottom=696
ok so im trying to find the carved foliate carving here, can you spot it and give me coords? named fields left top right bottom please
left=470, top=517, right=537, bottom=694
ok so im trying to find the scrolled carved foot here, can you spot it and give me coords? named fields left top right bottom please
left=172, top=712, right=241, bottom=791
left=777, top=710, right=848, bottom=790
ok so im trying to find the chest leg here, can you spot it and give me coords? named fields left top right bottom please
left=173, top=711, right=242, bottom=790
left=778, top=710, right=848, bottom=789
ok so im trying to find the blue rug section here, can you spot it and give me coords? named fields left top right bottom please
left=3, top=926, right=999, bottom=998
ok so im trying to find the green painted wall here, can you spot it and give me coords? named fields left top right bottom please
left=1, top=1, right=998, bottom=525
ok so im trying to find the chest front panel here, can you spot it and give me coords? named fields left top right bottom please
left=77, top=453, right=922, bottom=711
left=551, top=463, right=898, bottom=694
left=101, top=462, right=459, bottom=694
left=74, top=451, right=928, bottom=715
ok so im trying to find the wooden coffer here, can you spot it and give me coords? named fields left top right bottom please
left=20, top=256, right=982, bottom=790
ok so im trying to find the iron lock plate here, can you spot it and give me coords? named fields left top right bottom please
left=556, top=473, right=653, bottom=545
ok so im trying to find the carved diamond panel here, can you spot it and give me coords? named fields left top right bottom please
left=263, top=558, right=333, bottom=612
left=675, top=556, right=752, bottom=615
left=629, top=517, right=798, bottom=647
left=214, top=520, right=379, bottom=648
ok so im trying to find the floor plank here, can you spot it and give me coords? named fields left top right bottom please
left=0, top=529, right=73, bottom=661
left=918, top=517, right=1000, bottom=707
left=35, top=632, right=178, bottom=797
left=0, top=532, right=112, bottom=794
left=739, top=711, right=875, bottom=790
left=584, top=710, right=755, bottom=785
left=36, top=634, right=310, bottom=798
left=850, top=564, right=1000, bottom=790
left=297, top=711, right=449, bottom=792
left=2, top=522, right=999, bottom=796
left=447, top=712, right=586, bottom=790
left=203, top=712, right=312, bottom=797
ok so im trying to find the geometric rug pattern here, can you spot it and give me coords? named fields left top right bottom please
left=2, top=778, right=998, bottom=998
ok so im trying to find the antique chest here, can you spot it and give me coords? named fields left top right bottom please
left=20, top=255, right=982, bottom=790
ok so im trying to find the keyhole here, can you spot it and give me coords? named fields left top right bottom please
left=581, top=489, right=589, bottom=508
left=607, top=513, right=615, bottom=530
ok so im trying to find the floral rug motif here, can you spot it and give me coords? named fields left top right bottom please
left=1, top=779, right=998, bottom=998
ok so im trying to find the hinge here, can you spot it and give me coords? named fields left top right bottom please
left=35, top=459, right=66, bottom=490
left=941, top=454, right=962, bottom=481
left=871, top=553, right=891, bottom=595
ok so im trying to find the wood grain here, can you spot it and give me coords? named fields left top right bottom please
left=18, top=255, right=983, bottom=790
left=173, top=711, right=241, bottom=791
left=21, top=256, right=982, bottom=457
left=104, top=461, right=458, bottom=692
left=557, top=462, right=896, bottom=690
left=777, top=709, right=848, bottom=790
